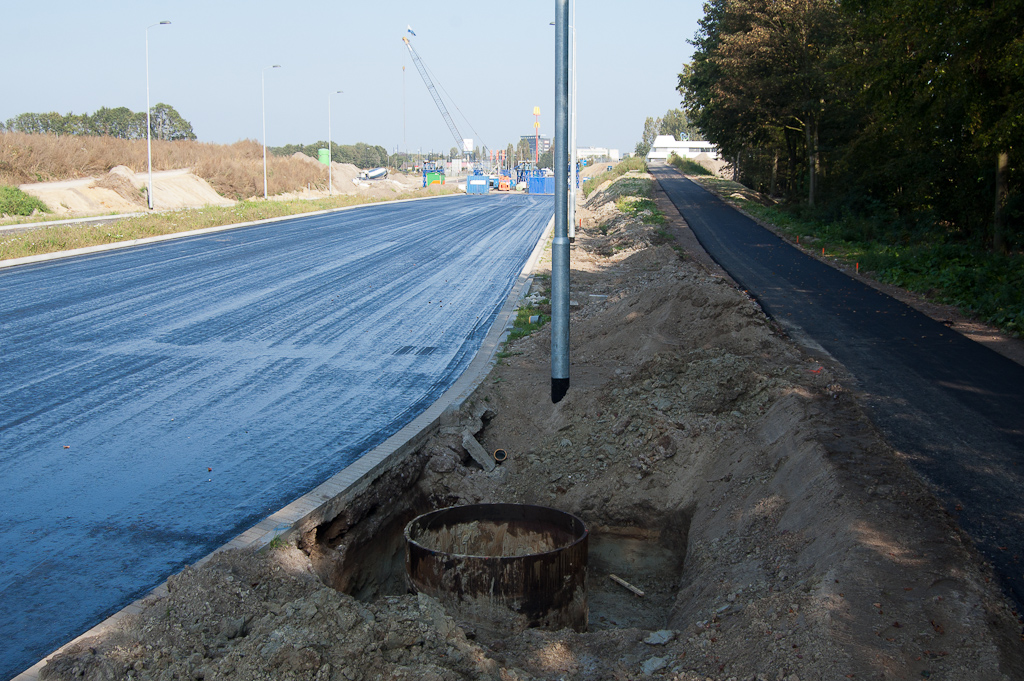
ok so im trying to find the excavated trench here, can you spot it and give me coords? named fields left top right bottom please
left=299, top=442, right=692, bottom=636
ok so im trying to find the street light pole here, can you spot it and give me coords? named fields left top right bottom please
left=262, top=64, right=281, bottom=199
left=568, top=0, right=577, bottom=242
left=328, top=90, right=343, bottom=196
left=145, top=21, right=171, bottom=211
left=552, top=0, right=570, bottom=403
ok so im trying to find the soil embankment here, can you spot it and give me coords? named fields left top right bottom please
left=38, top=171, right=1024, bottom=680
left=17, top=161, right=423, bottom=217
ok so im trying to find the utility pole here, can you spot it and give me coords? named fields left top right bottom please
left=568, top=0, right=577, bottom=242
left=402, top=65, right=407, bottom=167
left=145, top=21, right=171, bottom=211
left=551, top=0, right=570, bottom=403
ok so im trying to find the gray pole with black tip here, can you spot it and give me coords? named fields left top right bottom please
left=551, top=0, right=570, bottom=403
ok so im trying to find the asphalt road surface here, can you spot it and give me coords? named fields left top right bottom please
left=0, top=194, right=553, bottom=679
left=652, top=164, right=1024, bottom=618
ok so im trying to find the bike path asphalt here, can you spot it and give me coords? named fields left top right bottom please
left=652, top=165, right=1024, bottom=616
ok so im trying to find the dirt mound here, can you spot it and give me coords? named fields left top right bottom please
left=40, top=547, right=506, bottom=681
left=91, top=166, right=148, bottom=208
left=21, top=176, right=140, bottom=215
left=692, top=153, right=730, bottom=178
left=291, top=151, right=322, bottom=166
left=39, top=171, right=1024, bottom=681
left=331, top=162, right=361, bottom=191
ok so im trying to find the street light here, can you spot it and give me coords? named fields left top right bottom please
left=569, top=0, right=577, bottom=242
left=145, top=20, right=171, bottom=211
left=552, top=0, right=570, bottom=403
left=553, top=10, right=578, bottom=241
left=262, top=64, right=281, bottom=199
left=328, top=90, right=343, bottom=195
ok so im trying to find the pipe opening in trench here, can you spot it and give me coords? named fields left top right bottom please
left=405, top=504, right=589, bottom=639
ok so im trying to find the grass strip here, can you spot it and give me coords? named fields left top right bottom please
left=0, top=187, right=458, bottom=261
left=706, top=185, right=1024, bottom=337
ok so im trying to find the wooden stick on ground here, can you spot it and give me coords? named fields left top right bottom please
left=609, top=574, right=645, bottom=597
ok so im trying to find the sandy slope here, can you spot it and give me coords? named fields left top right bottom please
left=16, top=159, right=427, bottom=218
left=19, top=166, right=233, bottom=214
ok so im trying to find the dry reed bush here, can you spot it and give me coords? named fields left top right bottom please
left=0, top=132, right=327, bottom=199
left=92, top=167, right=148, bottom=208
left=1, top=132, right=148, bottom=184
left=192, top=140, right=328, bottom=200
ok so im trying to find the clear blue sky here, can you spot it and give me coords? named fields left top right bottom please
left=2, top=1, right=704, bottom=156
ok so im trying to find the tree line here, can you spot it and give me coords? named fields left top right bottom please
left=679, top=0, right=1023, bottom=252
left=271, top=141, right=390, bottom=170
left=2, top=104, right=197, bottom=141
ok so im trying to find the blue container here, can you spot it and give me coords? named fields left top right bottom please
left=467, top=176, right=490, bottom=194
left=528, top=176, right=554, bottom=195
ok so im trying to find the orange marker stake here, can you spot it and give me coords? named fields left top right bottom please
left=822, top=247, right=825, bottom=256
left=856, top=262, right=859, bottom=274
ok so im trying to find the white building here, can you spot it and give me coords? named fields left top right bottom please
left=646, top=135, right=719, bottom=163
left=577, top=146, right=621, bottom=162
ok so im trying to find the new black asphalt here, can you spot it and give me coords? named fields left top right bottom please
left=652, top=165, right=1024, bottom=617
left=0, top=194, right=553, bottom=679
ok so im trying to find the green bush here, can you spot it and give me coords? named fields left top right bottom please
left=582, top=157, right=647, bottom=198
left=615, top=196, right=666, bottom=224
left=667, top=152, right=714, bottom=176
left=0, top=186, right=50, bottom=216
left=739, top=201, right=1024, bottom=336
left=506, top=304, right=549, bottom=343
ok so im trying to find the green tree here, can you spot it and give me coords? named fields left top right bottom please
left=150, top=103, right=196, bottom=141
left=516, top=139, right=531, bottom=164
left=659, top=109, right=698, bottom=141
left=635, top=116, right=661, bottom=158
left=680, top=0, right=850, bottom=206
left=538, top=148, right=553, bottom=169
left=90, top=106, right=145, bottom=139
left=840, top=0, right=1024, bottom=250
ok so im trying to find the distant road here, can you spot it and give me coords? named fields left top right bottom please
left=0, top=193, right=553, bottom=679
left=652, top=165, right=1024, bottom=615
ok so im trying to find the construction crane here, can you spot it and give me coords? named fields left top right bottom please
left=402, top=36, right=467, bottom=157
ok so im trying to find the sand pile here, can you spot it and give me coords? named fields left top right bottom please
left=91, top=166, right=148, bottom=208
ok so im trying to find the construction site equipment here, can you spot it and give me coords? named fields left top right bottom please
left=515, top=162, right=536, bottom=185
left=466, top=174, right=489, bottom=194
left=422, top=160, right=445, bottom=187
left=528, top=169, right=554, bottom=195
left=403, top=36, right=467, bottom=158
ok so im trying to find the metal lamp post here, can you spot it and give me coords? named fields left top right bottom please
left=553, top=11, right=578, bottom=241
left=568, top=0, right=577, bottom=241
left=145, top=21, right=171, bottom=211
left=552, top=0, right=570, bottom=403
left=328, top=90, right=343, bottom=195
left=262, top=64, right=281, bottom=199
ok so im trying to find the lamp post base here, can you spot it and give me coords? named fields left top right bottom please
left=552, top=377, right=569, bottom=404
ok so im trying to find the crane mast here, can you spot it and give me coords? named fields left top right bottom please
left=402, top=36, right=467, bottom=157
